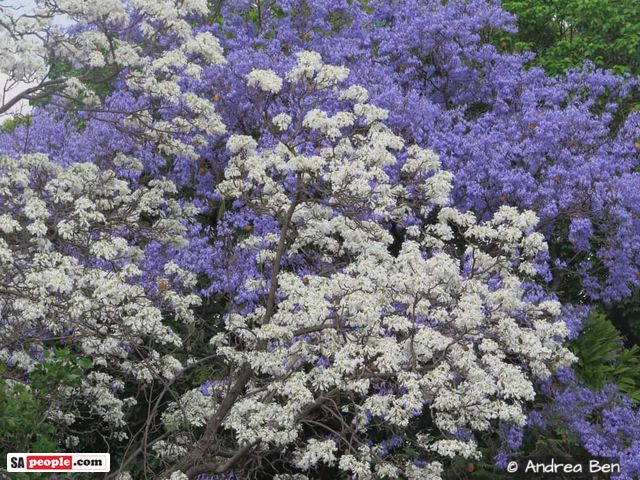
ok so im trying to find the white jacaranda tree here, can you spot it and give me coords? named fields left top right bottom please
left=0, top=152, right=202, bottom=447
left=154, top=52, right=575, bottom=480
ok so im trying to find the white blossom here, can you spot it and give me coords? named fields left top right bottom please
left=286, top=51, right=323, bottom=82
left=272, top=113, right=292, bottom=131
left=247, top=69, right=284, bottom=94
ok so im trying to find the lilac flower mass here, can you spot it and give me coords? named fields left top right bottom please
left=1, top=0, right=640, bottom=479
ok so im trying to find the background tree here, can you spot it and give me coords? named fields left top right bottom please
left=500, top=0, right=640, bottom=74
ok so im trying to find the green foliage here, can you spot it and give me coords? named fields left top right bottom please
left=500, top=0, right=640, bottom=75
left=605, top=291, right=640, bottom=345
left=31, top=348, right=93, bottom=390
left=0, top=115, right=31, bottom=133
left=30, top=58, right=117, bottom=112
left=0, top=348, right=93, bottom=458
left=0, top=377, right=58, bottom=454
left=569, top=312, right=640, bottom=401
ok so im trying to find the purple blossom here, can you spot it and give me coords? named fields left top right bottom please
left=569, top=218, right=594, bottom=252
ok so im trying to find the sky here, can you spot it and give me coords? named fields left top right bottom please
left=0, top=0, right=70, bottom=118
left=5, top=0, right=36, bottom=12
left=0, top=72, right=33, bottom=118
